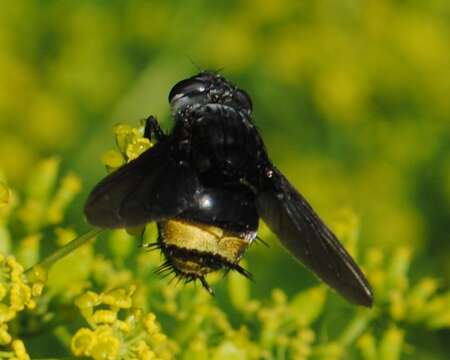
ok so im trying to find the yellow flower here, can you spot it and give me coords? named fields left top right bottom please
left=134, top=340, right=156, bottom=360
left=143, top=313, right=158, bottom=334
left=101, top=287, right=134, bottom=309
left=7, top=255, right=24, bottom=280
left=102, top=150, right=125, bottom=172
left=46, top=173, right=82, bottom=224
left=90, top=326, right=121, bottom=360
left=11, top=339, right=30, bottom=360
left=108, top=122, right=154, bottom=166
left=72, top=326, right=124, bottom=359
left=125, top=137, right=151, bottom=161
left=0, top=256, right=42, bottom=319
left=93, top=309, right=117, bottom=324
left=76, top=291, right=100, bottom=309
left=72, top=286, right=174, bottom=359
left=0, top=303, right=16, bottom=323
left=0, top=182, right=10, bottom=206
left=31, top=282, right=44, bottom=297
left=71, top=328, right=96, bottom=357
left=10, top=282, right=32, bottom=311
left=26, top=264, right=48, bottom=284
left=0, top=323, right=12, bottom=345
left=0, top=283, right=7, bottom=301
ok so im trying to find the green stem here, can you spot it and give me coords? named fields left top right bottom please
left=26, top=228, right=104, bottom=273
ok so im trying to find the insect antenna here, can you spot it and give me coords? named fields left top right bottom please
left=188, top=56, right=203, bottom=72
left=212, top=66, right=226, bottom=74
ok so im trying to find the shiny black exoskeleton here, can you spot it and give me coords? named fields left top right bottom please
left=85, top=71, right=373, bottom=306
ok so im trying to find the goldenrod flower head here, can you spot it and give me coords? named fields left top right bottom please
left=102, top=121, right=153, bottom=173
left=0, top=303, right=16, bottom=323
left=72, top=286, right=173, bottom=359
left=271, top=288, right=287, bottom=305
left=10, top=282, right=32, bottom=311
left=0, top=256, right=42, bottom=318
left=0, top=322, right=12, bottom=345
left=379, top=325, right=404, bottom=360
left=134, top=340, right=156, bottom=360
left=46, top=173, right=82, bottom=224
left=55, top=227, right=78, bottom=247
left=90, top=326, right=121, bottom=360
left=102, top=150, right=125, bottom=172
left=113, top=123, right=134, bottom=155
left=76, top=291, right=100, bottom=309
left=71, top=328, right=96, bottom=356
left=143, top=313, right=158, bottom=334
left=0, top=283, right=7, bottom=301
left=18, top=157, right=60, bottom=231
left=0, top=181, right=10, bottom=207
left=11, top=339, right=30, bottom=360
left=292, top=331, right=315, bottom=360
left=125, top=137, right=152, bottom=161
left=26, top=264, right=48, bottom=285
left=0, top=256, right=37, bottom=359
left=106, top=122, right=153, bottom=171
left=357, top=332, right=376, bottom=360
left=93, top=309, right=118, bottom=325
left=101, top=286, right=135, bottom=309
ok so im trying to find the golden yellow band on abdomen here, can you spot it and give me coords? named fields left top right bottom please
left=159, top=219, right=252, bottom=263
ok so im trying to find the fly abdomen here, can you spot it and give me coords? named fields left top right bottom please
left=154, top=183, right=258, bottom=291
left=157, top=219, right=255, bottom=279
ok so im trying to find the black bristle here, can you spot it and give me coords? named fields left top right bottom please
left=231, top=263, right=253, bottom=280
left=255, top=235, right=269, bottom=247
left=154, top=260, right=173, bottom=275
left=142, top=242, right=161, bottom=251
left=199, top=276, right=215, bottom=296
left=138, top=227, right=147, bottom=248
left=168, top=273, right=178, bottom=284
left=221, top=267, right=231, bottom=278
left=160, top=270, right=176, bottom=279
left=175, top=276, right=183, bottom=286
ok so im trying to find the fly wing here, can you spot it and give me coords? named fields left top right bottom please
left=84, top=140, right=200, bottom=228
left=256, top=166, right=373, bottom=307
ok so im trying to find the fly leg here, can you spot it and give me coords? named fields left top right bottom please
left=144, top=115, right=166, bottom=142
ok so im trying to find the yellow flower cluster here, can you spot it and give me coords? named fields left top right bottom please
left=71, top=285, right=174, bottom=360
left=365, top=246, right=450, bottom=330
left=0, top=181, right=10, bottom=207
left=0, top=255, right=44, bottom=360
left=357, top=325, right=404, bottom=360
left=252, top=288, right=323, bottom=358
left=17, top=157, right=82, bottom=233
left=103, top=121, right=153, bottom=173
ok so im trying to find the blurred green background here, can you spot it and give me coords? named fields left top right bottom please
left=0, top=0, right=449, bottom=358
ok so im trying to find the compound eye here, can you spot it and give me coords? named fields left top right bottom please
left=168, top=78, right=207, bottom=103
left=234, top=89, right=253, bottom=112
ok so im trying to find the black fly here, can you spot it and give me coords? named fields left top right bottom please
left=84, top=72, right=373, bottom=306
